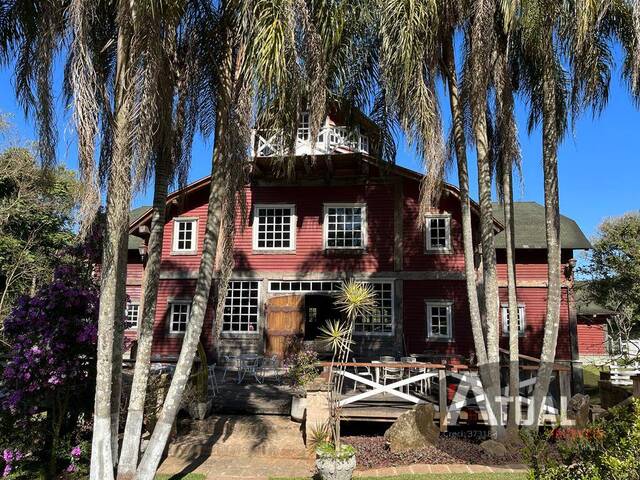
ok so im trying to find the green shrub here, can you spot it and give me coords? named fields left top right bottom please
left=533, top=398, right=640, bottom=480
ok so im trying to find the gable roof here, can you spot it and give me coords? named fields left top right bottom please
left=128, top=205, right=151, bottom=250
left=128, top=156, right=503, bottom=236
left=492, top=201, right=591, bottom=250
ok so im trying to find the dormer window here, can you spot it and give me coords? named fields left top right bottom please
left=172, top=218, right=197, bottom=254
left=324, top=203, right=366, bottom=249
left=425, top=214, right=451, bottom=253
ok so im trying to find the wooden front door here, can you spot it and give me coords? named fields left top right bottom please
left=265, top=295, right=305, bottom=358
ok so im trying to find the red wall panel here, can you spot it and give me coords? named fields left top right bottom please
left=577, top=323, right=607, bottom=355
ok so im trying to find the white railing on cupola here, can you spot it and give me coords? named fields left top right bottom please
left=251, top=114, right=370, bottom=157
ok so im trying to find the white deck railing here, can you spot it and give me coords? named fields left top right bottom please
left=610, top=362, right=640, bottom=386
left=252, top=125, right=370, bottom=157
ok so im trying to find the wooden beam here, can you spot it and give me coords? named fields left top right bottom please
left=559, top=369, right=571, bottom=424
left=393, top=179, right=404, bottom=272
left=324, top=156, right=334, bottom=176
left=439, top=369, right=448, bottom=432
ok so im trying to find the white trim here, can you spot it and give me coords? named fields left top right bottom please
left=252, top=204, right=296, bottom=251
left=323, top=203, right=367, bottom=250
left=125, top=302, right=140, bottom=330
left=425, top=300, right=453, bottom=340
left=424, top=214, right=452, bottom=253
left=501, top=304, right=526, bottom=336
left=222, top=279, right=261, bottom=335
left=168, top=300, right=191, bottom=334
left=171, top=217, right=198, bottom=254
left=267, top=279, right=394, bottom=336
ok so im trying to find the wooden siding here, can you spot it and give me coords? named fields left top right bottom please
left=402, top=280, right=572, bottom=361
left=124, top=169, right=580, bottom=361
left=577, top=323, right=607, bottom=355
left=402, top=179, right=466, bottom=271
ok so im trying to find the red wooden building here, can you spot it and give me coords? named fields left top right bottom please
left=124, top=110, right=597, bottom=384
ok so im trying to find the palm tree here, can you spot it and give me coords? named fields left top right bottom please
left=117, top=2, right=219, bottom=476
left=438, top=0, right=489, bottom=374
left=501, top=0, right=570, bottom=427
left=463, top=0, right=504, bottom=436
left=135, top=1, right=341, bottom=476
left=491, top=16, right=522, bottom=432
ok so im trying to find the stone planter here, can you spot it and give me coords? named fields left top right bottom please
left=315, top=453, right=356, bottom=480
left=187, top=399, right=212, bottom=420
left=291, top=395, right=307, bottom=422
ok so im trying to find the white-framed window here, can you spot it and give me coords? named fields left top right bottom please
left=125, top=303, right=139, bottom=330
left=169, top=301, right=191, bottom=334
left=358, top=133, right=369, bottom=154
left=501, top=304, right=526, bottom=336
left=426, top=301, right=453, bottom=340
left=172, top=218, right=197, bottom=253
left=267, top=280, right=394, bottom=335
left=252, top=204, right=296, bottom=251
left=297, top=112, right=310, bottom=141
left=354, top=282, right=393, bottom=335
left=425, top=215, right=451, bottom=252
left=323, top=203, right=366, bottom=249
left=222, top=280, right=260, bottom=333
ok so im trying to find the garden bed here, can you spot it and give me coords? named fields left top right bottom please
left=342, top=435, right=523, bottom=470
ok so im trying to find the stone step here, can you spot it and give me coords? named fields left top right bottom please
left=168, top=415, right=308, bottom=461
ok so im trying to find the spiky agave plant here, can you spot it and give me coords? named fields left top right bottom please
left=318, top=280, right=377, bottom=449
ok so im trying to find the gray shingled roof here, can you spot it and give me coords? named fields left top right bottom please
left=493, top=201, right=591, bottom=250
left=128, top=206, right=151, bottom=250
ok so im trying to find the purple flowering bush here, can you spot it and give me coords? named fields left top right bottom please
left=0, top=247, right=99, bottom=479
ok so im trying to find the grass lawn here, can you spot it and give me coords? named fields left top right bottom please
left=155, top=474, right=206, bottom=480
left=271, top=474, right=529, bottom=480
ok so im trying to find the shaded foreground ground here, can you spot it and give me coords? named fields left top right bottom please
left=272, top=475, right=528, bottom=480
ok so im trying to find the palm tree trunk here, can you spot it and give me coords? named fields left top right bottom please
left=475, top=110, right=504, bottom=437
left=90, top=10, right=133, bottom=478
left=442, top=32, right=488, bottom=367
left=502, top=158, right=520, bottom=431
left=110, top=243, right=128, bottom=465
left=135, top=131, right=228, bottom=480
left=530, top=59, right=562, bottom=427
left=117, top=146, right=170, bottom=479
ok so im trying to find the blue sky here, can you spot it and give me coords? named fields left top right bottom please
left=1, top=58, right=638, bottom=256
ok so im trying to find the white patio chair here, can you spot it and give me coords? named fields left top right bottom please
left=257, top=355, right=282, bottom=382
left=238, top=355, right=262, bottom=384
left=401, top=356, right=424, bottom=394
left=380, top=356, right=402, bottom=394
left=351, top=357, right=374, bottom=391
left=221, top=355, right=238, bottom=382
left=207, top=364, right=218, bottom=395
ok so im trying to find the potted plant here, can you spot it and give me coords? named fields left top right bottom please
left=312, top=280, right=378, bottom=480
left=284, top=338, right=320, bottom=421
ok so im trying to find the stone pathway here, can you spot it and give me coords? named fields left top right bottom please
left=157, top=456, right=528, bottom=479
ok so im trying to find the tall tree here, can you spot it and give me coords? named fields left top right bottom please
left=464, top=0, right=504, bottom=436
left=492, top=16, right=522, bottom=432
left=135, top=0, right=335, bottom=475
left=0, top=141, right=79, bottom=322
left=502, top=0, right=570, bottom=427
left=117, top=2, right=218, bottom=476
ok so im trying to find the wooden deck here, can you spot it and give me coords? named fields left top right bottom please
left=339, top=392, right=435, bottom=422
